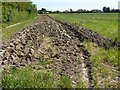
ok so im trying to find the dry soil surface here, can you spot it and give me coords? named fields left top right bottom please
left=1, top=14, right=119, bottom=88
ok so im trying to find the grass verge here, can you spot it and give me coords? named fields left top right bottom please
left=84, top=41, right=118, bottom=88
left=2, top=67, right=55, bottom=88
left=2, top=15, right=39, bottom=41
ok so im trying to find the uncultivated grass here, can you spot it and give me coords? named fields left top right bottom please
left=84, top=41, right=118, bottom=87
left=2, top=15, right=39, bottom=41
left=2, top=67, right=55, bottom=88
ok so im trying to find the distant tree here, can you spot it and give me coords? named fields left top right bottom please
left=56, top=10, right=61, bottom=13
left=90, top=9, right=102, bottom=13
left=38, top=8, right=47, bottom=14
left=103, top=7, right=107, bottom=12
left=70, top=9, right=73, bottom=13
left=38, top=10, right=42, bottom=14
left=76, top=9, right=89, bottom=13
left=111, top=9, right=120, bottom=13
left=77, top=9, right=84, bottom=13
left=103, top=7, right=110, bottom=13
left=63, top=10, right=69, bottom=13
left=48, top=11, right=53, bottom=13
left=41, top=8, right=46, bottom=12
left=106, top=7, right=110, bottom=12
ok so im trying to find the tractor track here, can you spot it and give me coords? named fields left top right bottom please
left=1, top=14, right=119, bottom=88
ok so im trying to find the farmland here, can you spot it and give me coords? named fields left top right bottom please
left=49, top=13, right=118, bottom=41
left=50, top=13, right=119, bottom=87
left=2, top=13, right=119, bottom=88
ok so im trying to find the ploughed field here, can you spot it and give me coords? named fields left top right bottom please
left=1, top=14, right=119, bottom=88
left=49, top=13, right=118, bottom=41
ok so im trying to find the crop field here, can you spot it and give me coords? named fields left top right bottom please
left=49, top=13, right=118, bottom=41
left=2, top=13, right=119, bottom=88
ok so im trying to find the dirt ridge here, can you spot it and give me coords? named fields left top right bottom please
left=48, top=15, right=120, bottom=50
left=1, top=14, right=119, bottom=88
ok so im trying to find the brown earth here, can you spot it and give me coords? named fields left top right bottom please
left=0, top=14, right=119, bottom=88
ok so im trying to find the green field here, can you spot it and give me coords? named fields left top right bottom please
left=49, top=13, right=118, bottom=41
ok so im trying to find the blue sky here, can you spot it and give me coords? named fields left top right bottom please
left=31, top=0, right=119, bottom=11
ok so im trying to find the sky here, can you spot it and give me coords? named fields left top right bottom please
left=31, top=0, right=119, bottom=11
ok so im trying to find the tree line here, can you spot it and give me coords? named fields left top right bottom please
left=2, top=1, right=37, bottom=24
left=38, top=7, right=120, bottom=14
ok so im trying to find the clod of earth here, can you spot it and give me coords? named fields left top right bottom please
left=1, top=14, right=119, bottom=88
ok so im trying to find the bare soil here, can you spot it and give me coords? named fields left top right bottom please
left=1, top=14, right=119, bottom=88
